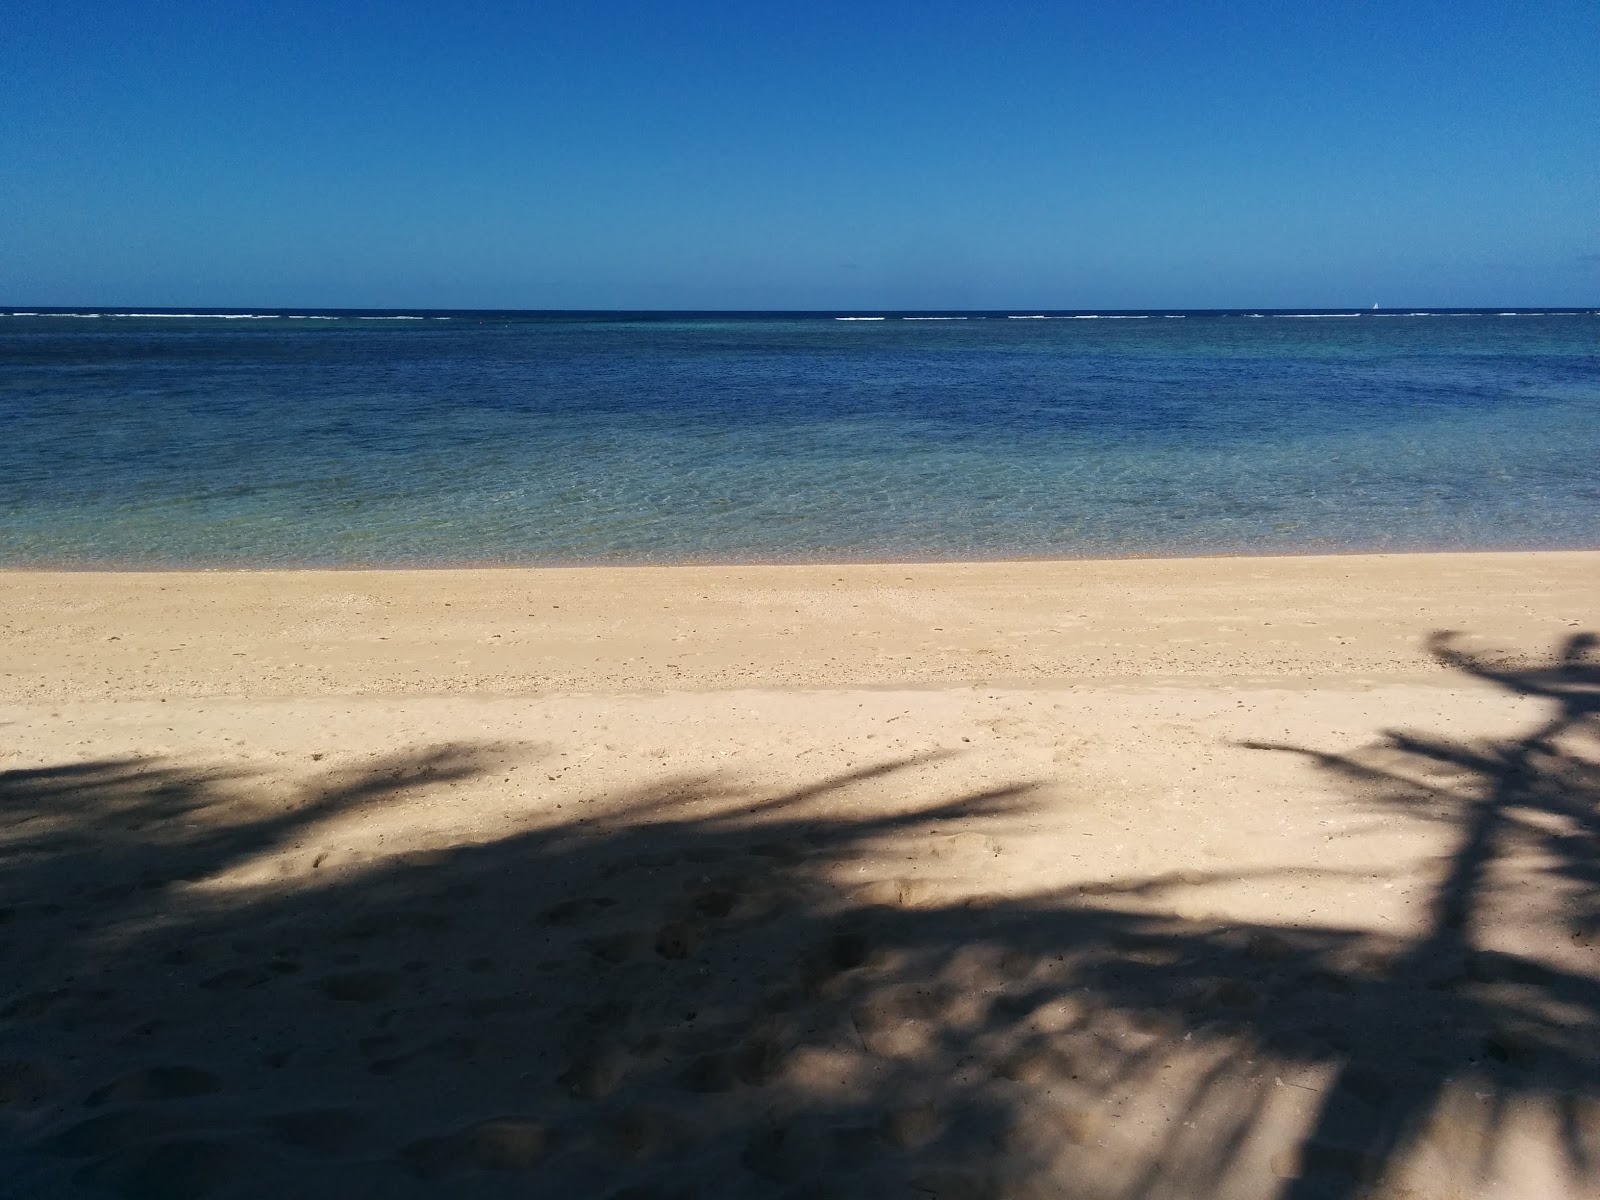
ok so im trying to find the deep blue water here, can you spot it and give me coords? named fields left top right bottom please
left=1, top=308, right=1597, bottom=565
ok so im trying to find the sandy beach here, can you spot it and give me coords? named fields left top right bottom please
left=3, top=551, right=1598, bottom=1199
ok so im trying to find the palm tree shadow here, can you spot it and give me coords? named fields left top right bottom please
left=2, top=633, right=1598, bottom=1199
left=1233, top=629, right=1600, bottom=1198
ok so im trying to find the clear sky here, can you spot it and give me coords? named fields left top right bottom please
left=3, top=0, right=1597, bottom=309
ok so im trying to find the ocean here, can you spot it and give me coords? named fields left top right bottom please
left=1, top=308, right=1596, bottom=566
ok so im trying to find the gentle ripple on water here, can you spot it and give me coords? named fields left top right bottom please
left=0, top=309, right=1596, bottom=565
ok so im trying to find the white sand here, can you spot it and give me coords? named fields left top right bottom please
left=2, top=552, right=1597, bottom=1198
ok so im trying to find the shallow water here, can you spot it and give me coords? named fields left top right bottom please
left=1, top=309, right=1596, bottom=565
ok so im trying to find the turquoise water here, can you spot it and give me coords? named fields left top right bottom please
left=1, top=308, right=1596, bottom=565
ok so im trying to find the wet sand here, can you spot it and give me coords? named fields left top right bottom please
left=2, top=551, right=1598, bottom=1199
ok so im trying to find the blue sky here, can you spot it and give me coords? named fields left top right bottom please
left=3, top=0, right=1596, bottom=309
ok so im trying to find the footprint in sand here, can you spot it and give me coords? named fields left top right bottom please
left=86, top=1065, right=221, bottom=1107
left=315, top=968, right=399, bottom=1003
left=358, top=1034, right=402, bottom=1060
left=38, top=1111, right=173, bottom=1159
left=538, top=895, right=617, bottom=926
left=741, top=1123, right=885, bottom=1183
left=882, top=1104, right=944, bottom=1150
left=690, top=876, right=787, bottom=923
left=1246, top=932, right=1295, bottom=962
left=198, top=961, right=296, bottom=991
left=679, top=1052, right=739, bottom=1093
left=558, top=1044, right=630, bottom=1098
left=1114, top=940, right=1187, bottom=968
left=0, top=1058, right=61, bottom=1108
left=747, top=841, right=804, bottom=864
left=584, top=932, right=644, bottom=964
left=2, top=989, right=71, bottom=1019
left=340, top=910, right=450, bottom=940
left=908, top=1167, right=995, bottom=1200
left=804, top=929, right=876, bottom=997
left=608, top=1185, right=700, bottom=1200
left=849, top=879, right=904, bottom=907
left=993, top=1047, right=1071, bottom=1085
left=264, top=1109, right=365, bottom=1155
left=654, top=921, right=700, bottom=960
left=157, top=943, right=206, bottom=967
left=79, top=1138, right=243, bottom=1199
left=1212, top=980, right=1263, bottom=1011
left=1479, top=1030, right=1539, bottom=1069
left=996, top=1103, right=1104, bottom=1151
left=370, top=1034, right=479, bottom=1076
left=401, top=1117, right=550, bottom=1177
left=999, top=949, right=1038, bottom=979
left=2, top=987, right=115, bottom=1023
left=736, top=1034, right=787, bottom=1086
left=689, top=888, right=738, bottom=919
left=828, top=931, right=872, bottom=971
left=1272, top=1140, right=1384, bottom=1186
left=927, top=831, right=998, bottom=861
left=583, top=998, right=632, bottom=1026
left=607, top=1109, right=690, bottom=1161
left=853, top=998, right=938, bottom=1060
left=1336, top=1064, right=1399, bottom=1107
left=803, top=936, right=878, bottom=1001
left=623, top=851, right=680, bottom=873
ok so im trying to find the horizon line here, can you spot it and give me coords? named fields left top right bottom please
left=5, top=304, right=1599, bottom=316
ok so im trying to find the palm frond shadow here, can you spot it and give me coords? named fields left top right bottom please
left=1235, top=629, right=1600, bottom=1198
left=2, top=632, right=1597, bottom=1198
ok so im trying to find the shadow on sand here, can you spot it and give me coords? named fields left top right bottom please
left=1, top=632, right=1597, bottom=1198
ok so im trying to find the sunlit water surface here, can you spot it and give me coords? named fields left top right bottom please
left=2, top=309, right=1596, bottom=565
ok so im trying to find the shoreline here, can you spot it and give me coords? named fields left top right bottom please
left=4, top=541, right=1599, bottom=574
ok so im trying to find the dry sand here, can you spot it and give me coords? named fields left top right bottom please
left=1, top=551, right=1597, bottom=1199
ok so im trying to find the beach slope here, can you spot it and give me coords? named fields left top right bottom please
left=2, top=551, right=1597, bottom=1199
